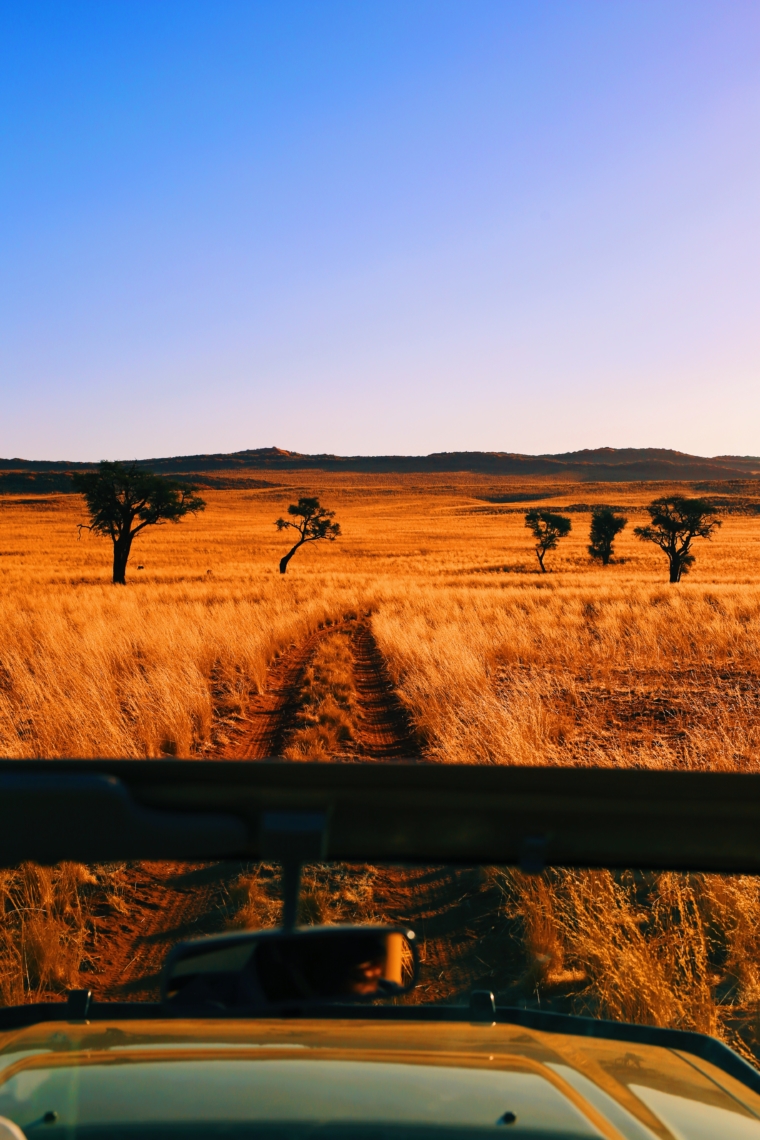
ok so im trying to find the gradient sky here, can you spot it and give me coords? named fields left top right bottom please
left=2, top=1, right=759, bottom=461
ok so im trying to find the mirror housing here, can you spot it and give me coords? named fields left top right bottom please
left=162, top=924, right=419, bottom=1009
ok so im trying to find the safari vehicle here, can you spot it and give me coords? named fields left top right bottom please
left=2, top=762, right=760, bottom=1139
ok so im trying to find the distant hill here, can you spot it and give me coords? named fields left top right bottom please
left=1, top=446, right=759, bottom=492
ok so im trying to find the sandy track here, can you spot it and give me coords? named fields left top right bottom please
left=221, top=622, right=347, bottom=760
left=222, top=617, right=421, bottom=762
left=350, top=623, right=421, bottom=761
left=343, top=628, right=510, bottom=1002
left=90, top=618, right=429, bottom=1001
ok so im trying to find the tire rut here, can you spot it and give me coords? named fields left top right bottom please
left=221, top=622, right=349, bottom=760
left=93, top=861, right=238, bottom=1001
left=342, top=628, right=503, bottom=1002
left=371, top=865, right=517, bottom=1005
left=222, top=617, right=421, bottom=763
left=350, top=623, right=422, bottom=761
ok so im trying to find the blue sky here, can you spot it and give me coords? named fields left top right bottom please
left=2, top=1, right=759, bottom=460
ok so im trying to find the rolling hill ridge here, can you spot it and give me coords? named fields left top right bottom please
left=1, top=446, right=759, bottom=493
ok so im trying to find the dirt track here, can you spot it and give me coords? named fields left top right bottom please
left=371, top=865, right=516, bottom=1004
left=90, top=621, right=512, bottom=1005
left=221, top=618, right=420, bottom=762
left=221, top=622, right=347, bottom=760
left=350, top=622, right=420, bottom=761
left=218, top=620, right=512, bottom=1003
left=95, top=862, right=238, bottom=1000
left=92, top=617, right=426, bottom=1000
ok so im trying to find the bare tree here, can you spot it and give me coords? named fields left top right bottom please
left=276, top=497, right=341, bottom=574
left=634, top=496, right=721, bottom=582
left=524, top=508, right=572, bottom=573
left=588, top=507, right=628, bottom=565
left=73, top=462, right=205, bottom=584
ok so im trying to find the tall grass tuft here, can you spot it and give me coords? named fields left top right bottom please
left=0, top=862, right=98, bottom=1003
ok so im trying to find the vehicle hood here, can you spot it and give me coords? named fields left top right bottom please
left=0, top=1017, right=759, bottom=1140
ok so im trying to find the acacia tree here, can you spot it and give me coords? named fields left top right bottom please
left=275, top=497, right=341, bottom=574
left=524, top=508, right=572, bottom=573
left=634, top=496, right=721, bottom=583
left=588, top=506, right=628, bottom=565
left=73, top=462, right=205, bottom=584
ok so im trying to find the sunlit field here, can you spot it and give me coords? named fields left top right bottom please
left=2, top=473, right=760, bottom=765
left=3, top=472, right=760, bottom=1055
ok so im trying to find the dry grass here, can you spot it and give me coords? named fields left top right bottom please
left=497, top=868, right=760, bottom=1059
left=3, top=473, right=760, bottom=1049
left=3, top=474, right=759, bottom=762
left=373, top=584, right=760, bottom=769
left=0, top=489, right=368, bottom=758
left=0, top=862, right=102, bottom=1004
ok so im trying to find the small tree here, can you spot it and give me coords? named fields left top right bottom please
left=524, top=508, right=572, bottom=573
left=588, top=506, right=628, bottom=565
left=275, top=497, right=341, bottom=574
left=634, top=496, right=721, bottom=583
left=73, top=462, right=205, bottom=585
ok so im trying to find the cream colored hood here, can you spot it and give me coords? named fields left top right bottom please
left=0, top=1018, right=758, bottom=1140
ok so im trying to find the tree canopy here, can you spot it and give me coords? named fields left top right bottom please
left=524, top=508, right=572, bottom=573
left=588, top=507, right=628, bottom=565
left=275, top=496, right=341, bottom=574
left=73, top=462, right=205, bottom=584
left=634, top=496, right=720, bottom=582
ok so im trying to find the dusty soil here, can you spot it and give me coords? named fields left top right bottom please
left=494, top=663, right=760, bottom=765
left=371, top=865, right=519, bottom=1005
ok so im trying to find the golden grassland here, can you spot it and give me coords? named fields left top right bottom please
left=3, top=473, right=760, bottom=766
left=3, top=473, right=760, bottom=1051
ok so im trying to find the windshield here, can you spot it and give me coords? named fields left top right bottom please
left=3, top=852, right=760, bottom=1052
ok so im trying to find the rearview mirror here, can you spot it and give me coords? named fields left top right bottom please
left=162, top=924, right=419, bottom=1009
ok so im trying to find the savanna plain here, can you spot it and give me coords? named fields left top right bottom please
left=4, top=472, right=760, bottom=1058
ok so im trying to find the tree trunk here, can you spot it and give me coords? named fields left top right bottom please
left=669, top=558, right=681, bottom=584
left=536, top=548, right=546, bottom=572
left=279, top=540, right=304, bottom=574
left=112, top=536, right=132, bottom=585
